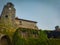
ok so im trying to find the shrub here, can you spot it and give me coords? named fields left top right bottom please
left=12, top=28, right=49, bottom=45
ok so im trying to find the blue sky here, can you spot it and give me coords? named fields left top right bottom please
left=0, top=0, right=60, bottom=30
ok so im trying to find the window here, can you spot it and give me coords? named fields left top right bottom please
left=5, top=15, right=8, bottom=18
left=20, top=21, right=22, bottom=25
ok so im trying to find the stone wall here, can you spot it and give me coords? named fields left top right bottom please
left=15, top=18, right=38, bottom=30
left=0, top=2, right=38, bottom=30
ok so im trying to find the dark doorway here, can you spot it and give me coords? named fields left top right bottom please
left=0, top=35, right=11, bottom=45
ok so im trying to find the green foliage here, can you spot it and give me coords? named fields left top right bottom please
left=12, top=28, right=48, bottom=45
left=12, top=29, right=28, bottom=45
left=38, top=30, right=48, bottom=45
left=48, top=39, right=60, bottom=45
left=1, top=27, right=60, bottom=45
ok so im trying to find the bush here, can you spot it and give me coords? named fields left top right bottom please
left=48, top=39, right=60, bottom=45
left=12, top=28, right=49, bottom=45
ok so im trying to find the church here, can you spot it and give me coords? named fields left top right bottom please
left=0, top=2, right=38, bottom=30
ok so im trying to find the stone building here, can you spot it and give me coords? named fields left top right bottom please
left=0, top=2, right=38, bottom=30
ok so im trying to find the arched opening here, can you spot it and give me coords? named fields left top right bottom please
left=0, top=35, right=12, bottom=45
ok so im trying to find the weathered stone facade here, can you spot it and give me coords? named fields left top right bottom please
left=0, top=2, right=38, bottom=30
left=0, top=2, right=16, bottom=28
left=15, top=18, right=38, bottom=29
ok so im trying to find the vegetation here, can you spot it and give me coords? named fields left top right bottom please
left=12, top=28, right=48, bottom=45
left=0, top=27, right=60, bottom=45
left=48, top=39, right=60, bottom=45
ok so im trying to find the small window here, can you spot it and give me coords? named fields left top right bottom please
left=5, top=15, right=8, bottom=18
left=20, top=21, right=22, bottom=25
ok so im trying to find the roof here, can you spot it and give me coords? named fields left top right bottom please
left=15, top=17, right=37, bottom=23
left=0, top=16, right=37, bottom=23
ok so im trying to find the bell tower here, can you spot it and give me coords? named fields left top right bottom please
left=0, top=2, right=16, bottom=28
